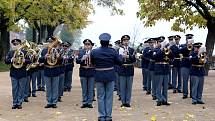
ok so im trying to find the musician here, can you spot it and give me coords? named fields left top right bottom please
left=170, top=35, right=182, bottom=93
left=180, top=38, right=194, bottom=99
left=63, top=41, right=74, bottom=92
left=5, top=39, right=31, bottom=109
left=37, top=43, right=45, bottom=91
left=118, top=35, right=136, bottom=107
left=58, top=43, right=66, bottom=102
left=154, top=37, right=172, bottom=106
left=113, top=40, right=121, bottom=100
left=76, top=39, right=95, bottom=108
left=91, top=33, right=122, bottom=121
left=146, top=38, right=156, bottom=99
left=167, top=36, right=174, bottom=89
left=141, top=40, right=150, bottom=91
left=39, top=37, right=62, bottom=108
left=190, top=42, right=206, bottom=104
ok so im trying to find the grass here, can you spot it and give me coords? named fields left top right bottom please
left=0, top=61, right=10, bottom=72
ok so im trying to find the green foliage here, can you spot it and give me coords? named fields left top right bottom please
left=137, top=0, right=215, bottom=32
left=0, top=61, right=10, bottom=72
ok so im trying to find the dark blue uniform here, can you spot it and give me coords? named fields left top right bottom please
left=180, top=44, right=192, bottom=98
left=190, top=51, right=205, bottom=104
left=76, top=49, right=95, bottom=107
left=118, top=46, right=136, bottom=106
left=170, top=44, right=182, bottom=93
left=5, top=50, right=31, bottom=107
left=154, top=47, right=172, bottom=105
left=91, top=46, right=122, bottom=121
left=141, top=47, right=150, bottom=91
left=39, top=48, right=62, bottom=107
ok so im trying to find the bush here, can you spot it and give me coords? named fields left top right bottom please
left=0, top=61, right=10, bottom=72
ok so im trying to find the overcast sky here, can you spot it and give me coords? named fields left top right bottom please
left=81, top=0, right=209, bottom=47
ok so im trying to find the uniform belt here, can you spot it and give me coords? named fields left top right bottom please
left=182, top=57, right=189, bottom=59
left=95, top=67, right=114, bottom=71
left=122, top=64, right=133, bottom=67
left=81, top=66, right=95, bottom=69
left=174, top=58, right=181, bottom=60
left=192, top=64, right=204, bottom=67
left=45, top=65, right=60, bottom=68
left=155, top=62, right=169, bottom=64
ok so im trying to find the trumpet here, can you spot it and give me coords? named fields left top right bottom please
left=187, top=44, right=193, bottom=51
left=163, top=47, right=170, bottom=61
left=12, top=40, right=30, bottom=69
left=199, top=52, right=206, bottom=64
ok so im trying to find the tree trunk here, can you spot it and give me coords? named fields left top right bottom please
left=32, top=28, right=37, bottom=43
left=40, top=25, right=47, bottom=44
left=205, top=20, right=215, bottom=76
left=0, top=28, right=10, bottom=61
left=47, top=25, right=56, bottom=40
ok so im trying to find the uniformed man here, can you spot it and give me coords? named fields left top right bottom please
left=141, top=40, right=150, bottom=91
left=113, top=40, right=121, bottom=100
left=146, top=38, right=156, bottom=99
left=37, top=43, right=45, bottom=91
left=154, top=37, right=172, bottom=106
left=63, top=41, right=74, bottom=93
left=170, top=35, right=182, bottom=93
left=39, top=37, right=62, bottom=108
left=189, top=42, right=206, bottom=104
left=5, top=39, right=31, bottom=109
left=91, top=33, right=122, bottom=121
left=118, top=35, right=136, bottom=107
left=167, top=36, right=174, bottom=89
left=76, top=39, right=95, bottom=108
left=180, top=38, right=194, bottom=99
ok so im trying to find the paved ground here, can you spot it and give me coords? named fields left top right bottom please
left=0, top=65, right=215, bottom=121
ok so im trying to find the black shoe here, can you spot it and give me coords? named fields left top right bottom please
left=118, top=96, right=121, bottom=101
left=125, top=103, right=131, bottom=107
left=44, top=104, right=52, bottom=108
left=168, top=84, right=173, bottom=89
left=178, top=90, right=182, bottom=93
left=12, top=105, right=17, bottom=109
left=173, top=90, right=177, bottom=93
left=41, top=88, right=45, bottom=91
left=162, top=102, right=170, bottom=105
left=121, top=104, right=125, bottom=107
left=81, top=104, right=88, bottom=108
left=64, top=88, right=68, bottom=92
left=58, top=97, right=62, bottom=102
left=197, top=101, right=205, bottom=104
left=24, top=99, right=29, bottom=102
left=192, top=102, right=197, bottom=105
left=152, top=96, right=157, bottom=100
left=183, top=95, right=188, bottom=99
left=28, top=94, right=31, bottom=97
left=37, top=88, right=42, bottom=91
left=88, top=104, right=93, bottom=108
left=93, top=98, right=96, bottom=101
left=32, top=94, right=37, bottom=97
left=106, top=119, right=112, bottom=121
left=17, top=105, right=22, bottom=109
left=52, top=104, right=57, bottom=108
left=146, top=91, right=151, bottom=95
left=68, top=88, right=71, bottom=92
left=157, top=102, right=162, bottom=106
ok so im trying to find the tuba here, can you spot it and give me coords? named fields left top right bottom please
left=46, top=37, right=62, bottom=66
left=26, top=42, right=40, bottom=70
left=12, top=40, right=30, bottom=69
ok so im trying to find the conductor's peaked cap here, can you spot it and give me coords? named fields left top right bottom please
left=99, top=33, right=111, bottom=41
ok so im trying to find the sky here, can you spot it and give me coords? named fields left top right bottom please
left=81, top=0, right=210, bottom=48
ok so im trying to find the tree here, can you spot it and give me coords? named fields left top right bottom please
left=0, top=0, right=124, bottom=61
left=137, top=0, right=215, bottom=75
